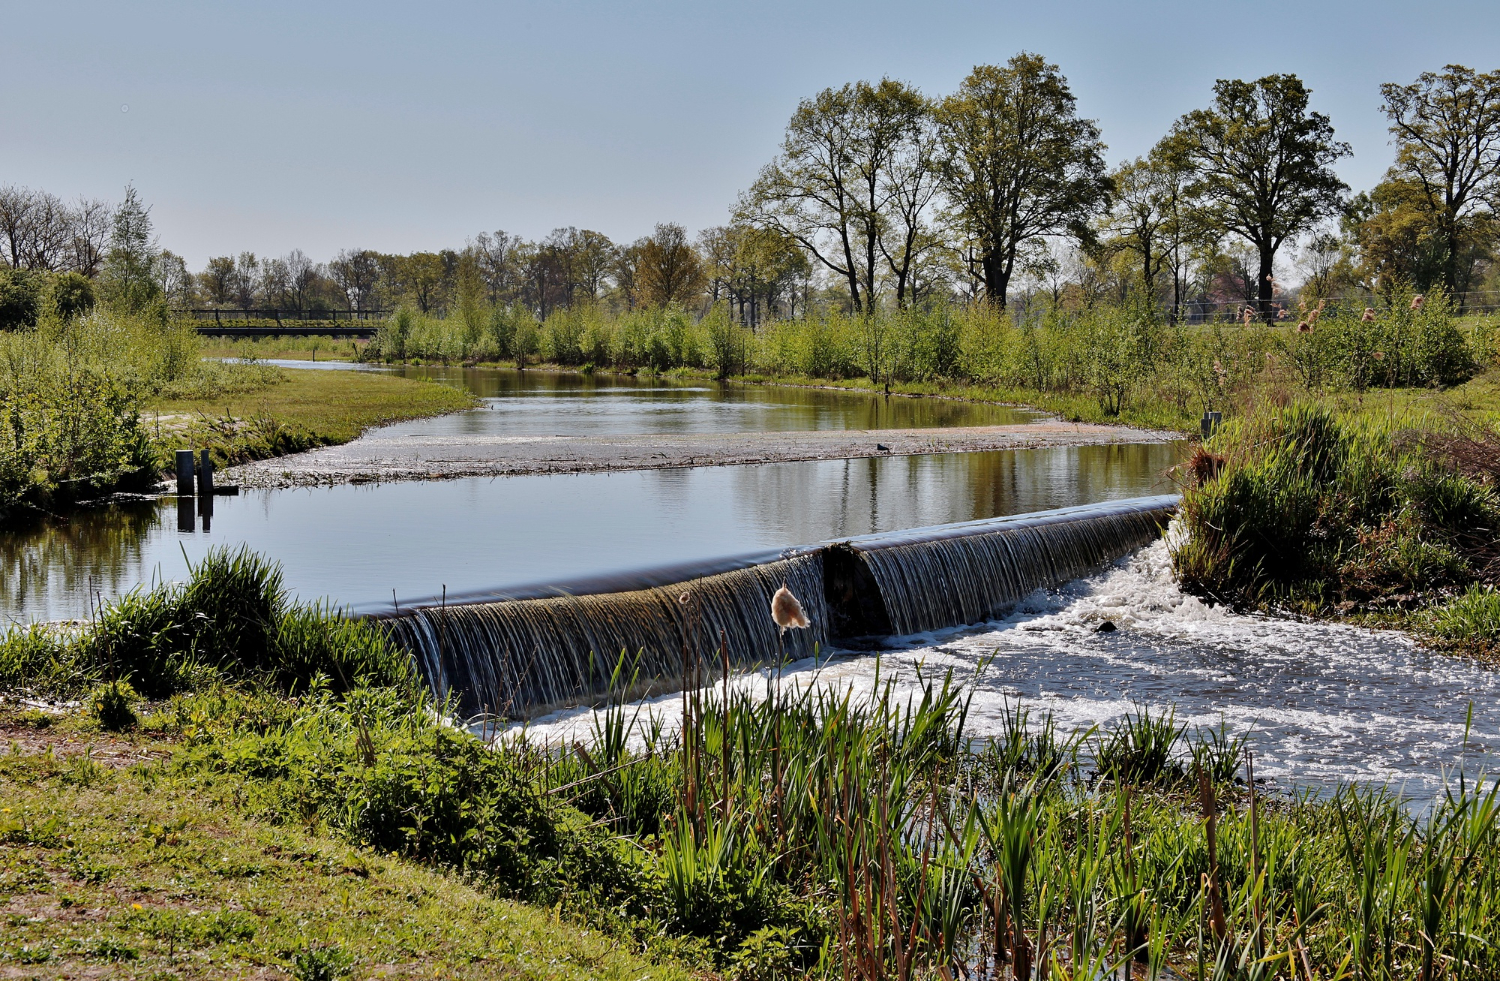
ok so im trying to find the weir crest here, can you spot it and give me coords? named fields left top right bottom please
left=371, top=494, right=1179, bottom=717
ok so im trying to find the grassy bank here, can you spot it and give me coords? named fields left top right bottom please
left=0, top=718, right=683, bottom=981
left=1174, top=401, right=1500, bottom=657
left=0, top=313, right=473, bottom=522
left=4, top=548, right=1497, bottom=980
left=147, top=365, right=475, bottom=470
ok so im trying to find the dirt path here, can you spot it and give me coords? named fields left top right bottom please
left=225, top=421, right=1181, bottom=488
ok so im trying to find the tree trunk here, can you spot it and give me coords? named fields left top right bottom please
left=982, top=252, right=1008, bottom=309
left=1257, top=246, right=1275, bottom=322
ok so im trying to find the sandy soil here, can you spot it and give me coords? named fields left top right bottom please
left=224, top=421, right=1181, bottom=488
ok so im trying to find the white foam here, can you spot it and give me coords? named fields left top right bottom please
left=510, top=538, right=1499, bottom=800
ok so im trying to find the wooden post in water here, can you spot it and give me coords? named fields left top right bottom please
left=175, top=450, right=195, bottom=496
left=197, top=449, right=214, bottom=496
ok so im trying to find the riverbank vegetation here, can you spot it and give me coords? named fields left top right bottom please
left=4, top=549, right=1498, bottom=979
left=1174, top=401, right=1500, bottom=655
left=0, top=308, right=472, bottom=522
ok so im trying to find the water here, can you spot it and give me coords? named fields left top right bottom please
left=381, top=497, right=1178, bottom=717
left=519, top=535, right=1500, bottom=800
left=280, top=362, right=1039, bottom=435
left=2, top=442, right=1182, bottom=623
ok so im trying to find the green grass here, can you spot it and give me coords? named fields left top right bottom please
left=4, top=558, right=1499, bottom=980
left=0, top=545, right=414, bottom=699
left=0, top=714, right=685, bottom=981
left=146, top=366, right=476, bottom=468
left=199, top=334, right=372, bottom=363
left=1173, top=402, right=1497, bottom=615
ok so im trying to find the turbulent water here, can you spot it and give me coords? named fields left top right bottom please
left=514, top=537, right=1500, bottom=801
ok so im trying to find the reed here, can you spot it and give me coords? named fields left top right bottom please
left=515, top=668, right=1500, bottom=979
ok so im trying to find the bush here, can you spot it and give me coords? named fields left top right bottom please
left=0, top=268, right=42, bottom=330
left=1173, top=403, right=1498, bottom=609
left=1, top=546, right=413, bottom=698
left=49, top=272, right=95, bottom=321
left=87, top=679, right=139, bottom=731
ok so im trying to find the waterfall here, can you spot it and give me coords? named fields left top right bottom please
left=374, top=495, right=1177, bottom=717
left=834, top=496, right=1179, bottom=637
left=376, top=552, right=827, bottom=718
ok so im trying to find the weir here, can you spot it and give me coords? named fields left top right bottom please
left=372, top=494, right=1179, bottom=717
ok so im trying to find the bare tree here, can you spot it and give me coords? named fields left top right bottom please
left=68, top=198, right=112, bottom=276
left=0, top=185, right=35, bottom=268
left=739, top=80, right=932, bottom=312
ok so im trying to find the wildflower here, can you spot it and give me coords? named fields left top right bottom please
left=770, top=583, right=809, bottom=632
left=132, top=903, right=143, bottom=910
left=1410, top=293, right=1425, bottom=310
left=1361, top=308, right=1376, bottom=323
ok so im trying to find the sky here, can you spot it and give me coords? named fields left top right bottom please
left=4, top=0, right=1498, bottom=268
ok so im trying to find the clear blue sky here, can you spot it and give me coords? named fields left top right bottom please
left=4, top=0, right=1497, bottom=267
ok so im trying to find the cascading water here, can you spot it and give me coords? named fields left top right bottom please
left=377, top=553, right=827, bottom=717
left=833, top=496, right=1180, bottom=637
left=375, top=495, right=1178, bottom=717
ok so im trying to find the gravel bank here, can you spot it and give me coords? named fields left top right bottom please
left=225, top=421, right=1182, bottom=488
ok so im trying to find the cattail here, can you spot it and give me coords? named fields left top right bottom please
left=1316, top=299, right=1327, bottom=313
left=1296, top=321, right=1312, bottom=333
left=1361, top=308, right=1376, bottom=323
left=1242, top=307, right=1254, bottom=325
left=1411, top=294, right=1425, bottom=310
left=1307, top=306, right=1321, bottom=325
left=1373, top=350, right=1385, bottom=361
left=770, top=583, right=809, bottom=632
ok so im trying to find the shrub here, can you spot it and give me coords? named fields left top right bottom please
left=49, top=272, right=96, bottom=321
left=1173, top=403, right=1498, bottom=609
left=0, top=269, right=43, bottom=330
left=1, top=546, right=413, bottom=698
left=87, top=679, right=138, bottom=731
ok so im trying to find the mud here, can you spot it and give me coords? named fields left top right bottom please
left=224, top=421, right=1182, bottom=488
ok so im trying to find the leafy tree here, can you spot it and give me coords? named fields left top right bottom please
left=934, top=53, right=1110, bottom=308
left=200, top=256, right=237, bottom=305
left=1379, top=64, right=1500, bottom=298
left=472, top=231, right=522, bottom=307
left=739, top=79, right=933, bottom=312
left=637, top=223, right=704, bottom=307
left=391, top=252, right=448, bottom=314
left=49, top=270, right=95, bottom=320
left=1348, top=179, right=1455, bottom=291
left=1102, top=157, right=1173, bottom=299
left=1167, top=74, right=1350, bottom=319
left=329, top=249, right=382, bottom=311
left=101, top=184, right=162, bottom=312
left=0, top=268, right=41, bottom=330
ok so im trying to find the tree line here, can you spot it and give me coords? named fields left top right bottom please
left=3, top=56, right=1497, bottom=328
